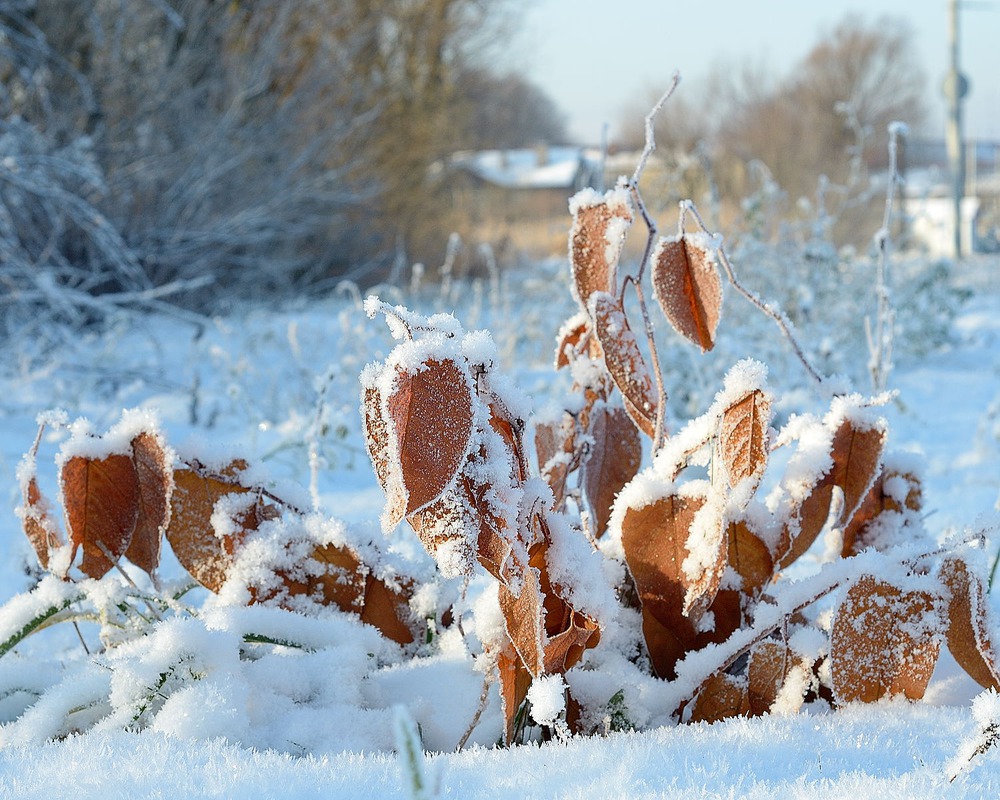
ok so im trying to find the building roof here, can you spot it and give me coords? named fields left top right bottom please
left=445, top=147, right=602, bottom=190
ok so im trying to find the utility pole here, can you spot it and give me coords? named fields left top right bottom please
left=944, top=0, right=969, bottom=258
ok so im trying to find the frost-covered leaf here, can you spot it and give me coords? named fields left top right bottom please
left=842, top=467, right=922, bottom=557
left=727, top=518, right=773, bottom=598
left=361, top=384, right=404, bottom=526
left=583, top=404, right=642, bottom=538
left=828, top=417, right=886, bottom=525
left=165, top=464, right=256, bottom=592
left=688, top=670, right=749, bottom=723
left=535, top=417, right=573, bottom=507
left=386, top=358, right=474, bottom=516
left=554, top=314, right=591, bottom=370
left=20, top=475, right=62, bottom=573
left=651, top=235, right=722, bottom=352
left=407, top=482, right=479, bottom=579
left=124, top=432, right=172, bottom=576
left=830, top=574, right=942, bottom=704
left=777, top=415, right=885, bottom=569
left=747, top=641, right=793, bottom=716
left=590, top=292, right=658, bottom=438
left=621, top=492, right=739, bottom=678
left=62, top=453, right=140, bottom=579
left=498, top=558, right=545, bottom=677
left=284, top=543, right=415, bottom=645
left=569, top=188, right=632, bottom=310
left=940, top=557, right=1000, bottom=690
left=497, top=640, right=532, bottom=745
left=718, top=389, right=771, bottom=502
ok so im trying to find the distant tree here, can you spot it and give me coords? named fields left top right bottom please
left=716, top=15, right=926, bottom=206
left=455, top=68, right=568, bottom=149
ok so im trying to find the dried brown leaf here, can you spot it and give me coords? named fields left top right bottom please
left=747, top=641, right=793, bottom=715
left=125, top=432, right=172, bottom=576
left=62, top=453, right=140, bottom=579
left=361, top=384, right=405, bottom=527
left=621, top=492, right=737, bottom=678
left=165, top=465, right=255, bottom=592
left=569, top=194, right=631, bottom=309
left=498, top=558, right=546, bottom=677
left=940, top=557, right=1000, bottom=690
left=718, top=389, right=771, bottom=500
left=651, top=236, right=722, bottom=352
left=828, top=419, right=886, bottom=524
left=830, top=574, right=942, bottom=704
left=497, top=641, right=532, bottom=745
left=387, top=358, right=474, bottom=516
left=304, top=543, right=415, bottom=645
left=21, top=475, right=62, bottom=572
left=554, top=317, right=591, bottom=370
left=728, top=519, right=774, bottom=598
left=583, top=405, right=642, bottom=538
left=591, top=292, right=658, bottom=438
left=688, top=671, right=750, bottom=723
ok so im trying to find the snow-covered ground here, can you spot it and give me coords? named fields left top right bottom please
left=1, top=255, right=999, bottom=798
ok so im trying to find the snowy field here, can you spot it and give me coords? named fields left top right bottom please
left=1, top=253, right=999, bottom=798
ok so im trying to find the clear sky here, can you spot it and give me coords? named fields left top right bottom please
left=507, top=0, right=1000, bottom=145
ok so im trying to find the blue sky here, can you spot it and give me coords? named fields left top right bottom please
left=508, top=0, right=1000, bottom=145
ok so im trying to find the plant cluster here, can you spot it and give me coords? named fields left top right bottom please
left=2, top=93, right=999, bottom=760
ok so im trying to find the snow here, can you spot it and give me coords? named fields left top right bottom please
left=1, top=255, right=1000, bottom=796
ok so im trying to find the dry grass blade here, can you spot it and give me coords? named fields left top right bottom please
left=62, top=453, right=140, bottom=579
left=125, top=432, right=172, bottom=576
left=569, top=194, right=632, bottom=310
left=830, top=574, right=942, bottom=704
left=583, top=405, right=642, bottom=538
left=651, top=236, right=722, bottom=352
left=718, top=389, right=771, bottom=500
left=591, top=292, right=658, bottom=438
left=940, top=557, right=1000, bottom=690
left=387, top=358, right=474, bottom=516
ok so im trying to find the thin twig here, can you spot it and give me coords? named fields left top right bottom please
left=631, top=72, right=681, bottom=187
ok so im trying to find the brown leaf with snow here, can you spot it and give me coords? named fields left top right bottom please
left=386, top=358, right=475, bottom=518
left=940, top=557, right=1000, bottom=690
left=124, top=432, right=172, bottom=576
left=362, top=384, right=405, bottom=527
left=62, top=453, right=140, bottom=579
left=591, top=292, right=658, bottom=438
left=554, top=316, right=591, bottom=370
left=828, top=418, right=886, bottom=525
left=718, top=389, right=771, bottom=501
left=498, top=557, right=546, bottom=677
left=583, top=404, right=642, bottom=538
left=747, top=641, right=794, bottom=715
left=165, top=464, right=257, bottom=592
left=651, top=236, right=722, bottom=352
left=728, top=519, right=774, bottom=598
left=21, top=474, right=62, bottom=572
left=497, top=640, right=532, bottom=745
left=830, top=574, right=942, bottom=704
left=569, top=195, right=631, bottom=310
left=282, top=543, right=415, bottom=645
left=621, top=492, right=738, bottom=678
left=688, top=671, right=750, bottom=723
